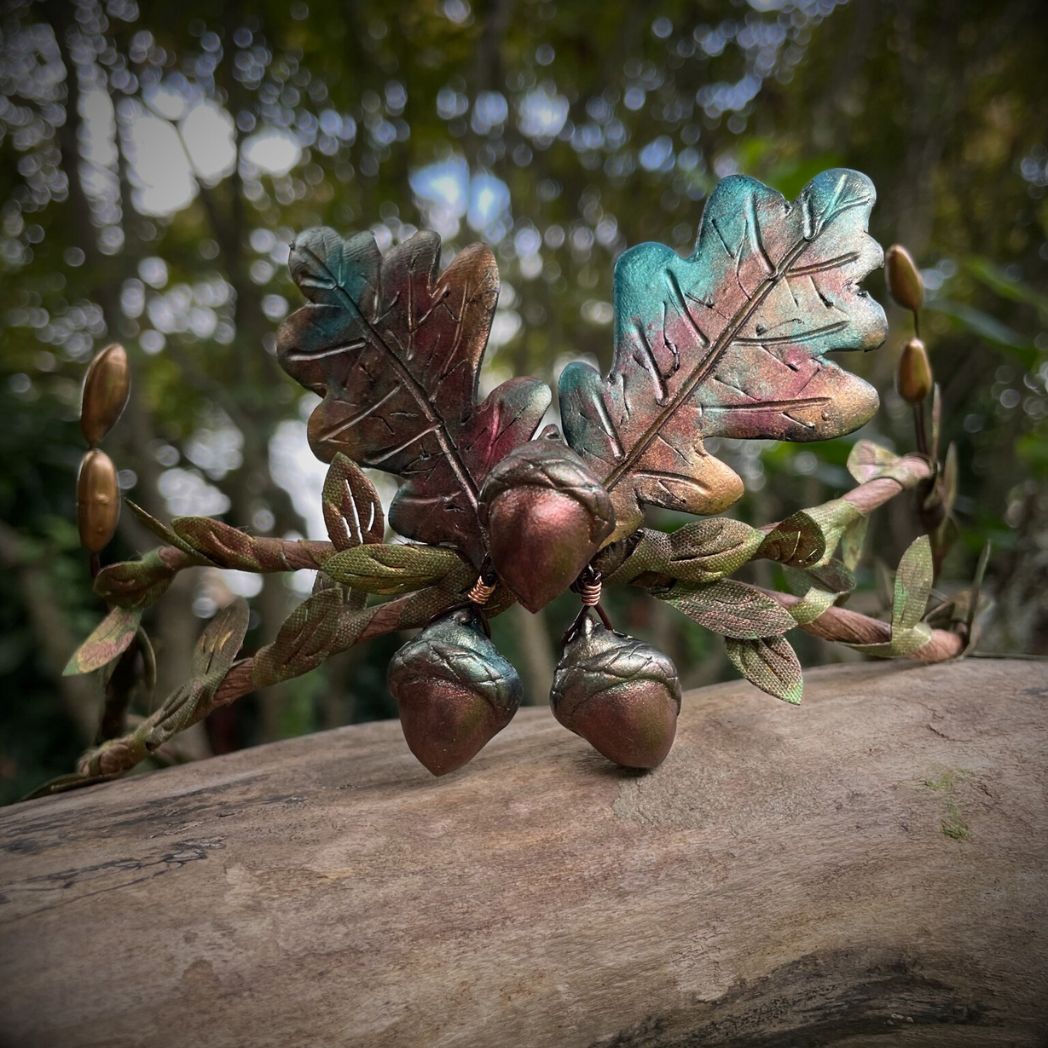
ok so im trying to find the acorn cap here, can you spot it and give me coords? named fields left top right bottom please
left=551, top=613, right=681, bottom=769
left=80, top=343, right=130, bottom=446
left=480, top=437, right=615, bottom=612
left=885, top=245, right=924, bottom=312
left=76, top=449, right=120, bottom=552
left=388, top=608, right=522, bottom=776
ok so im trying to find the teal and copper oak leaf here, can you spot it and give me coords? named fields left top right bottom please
left=560, top=168, right=888, bottom=543
left=278, top=229, right=551, bottom=566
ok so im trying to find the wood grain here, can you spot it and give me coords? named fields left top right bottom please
left=1, top=659, right=1046, bottom=1047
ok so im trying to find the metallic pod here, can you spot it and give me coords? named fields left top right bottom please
left=80, top=343, right=130, bottom=447
left=551, top=612, right=681, bottom=769
left=885, top=244, right=924, bottom=312
left=479, top=436, right=615, bottom=612
left=388, top=608, right=522, bottom=776
left=76, top=449, right=120, bottom=552
left=897, top=337, right=932, bottom=404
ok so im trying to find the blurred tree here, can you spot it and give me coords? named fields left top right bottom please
left=1, top=0, right=1045, bottom=801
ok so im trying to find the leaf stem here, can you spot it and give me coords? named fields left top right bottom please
left=913, top=402, right=929, bottom=457
left=765, top=589, right=964, bottom=661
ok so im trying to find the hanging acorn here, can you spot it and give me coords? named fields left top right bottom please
left=551, top=610, right=681, bottom=769
left=387, top=607, right=522, bottom=776
left=479, top=433, right=615, bottom=613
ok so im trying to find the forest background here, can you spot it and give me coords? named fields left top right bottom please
left=2, top=0, right=1046, bottom=802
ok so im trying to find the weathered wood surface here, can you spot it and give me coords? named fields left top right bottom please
left=1, top=659, right=1046, bottom=1047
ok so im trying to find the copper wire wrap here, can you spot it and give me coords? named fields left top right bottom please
left=468, top=576, right=497, bottom=606
left=579, top=576, right=602, bottom=606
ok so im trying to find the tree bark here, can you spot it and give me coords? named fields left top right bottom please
left=0, top=659, right=1045, bottom=1047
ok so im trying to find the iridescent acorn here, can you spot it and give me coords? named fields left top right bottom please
left=479, top=435, right=615, bottom=612
left=551, top=612, right=681, bottom=769
left=387, top=608, right=522, bottom=776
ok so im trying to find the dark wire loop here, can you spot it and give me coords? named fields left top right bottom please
left=564, top=567, right=612, bottom=642
left=467, top=575, right=496, bottom=605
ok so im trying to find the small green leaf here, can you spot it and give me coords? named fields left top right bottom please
left=22, top=771, right=118, bottom=800
left=805, top=560, right=856, bottom=596
left=154, top=600, right=250, bottom=737
left=255, top=585, right=464, bottom=686
left=93, top=549, right=179, bottom=609
left=172, top=517, right=267, bottom=571
left=137, top=627, right=158, bottom=705
left=782, top=573, right=838, bottom=625
left=666, top=518, right=764, bottom=582
left=847, top=439, right=901, bottom=483
left=192, top=599, right=250, bottom=680
left=261, top=587, right=347, bottom=684
left=893, top=535, right=934, bottom=635
left=781, top=561, right=854, bottom=625
left=758, top=510, right=826, bottom=568
left=323, top=453, right=385, bottom=549
left=759, top=499, right=865, bottom=569
left=663, top=580, right=797, bottom=640
left=849, top=622, right=934, bottom=659
left=64, top=606, right=143, bottom=675
left=126, top=500, right=212, bottom=561
left=312, top=570, right=367, bottom=610
left=804, top=499, right=866, bottom=566
left=322, top=543, right=466, bottom=594
left=941, top=442, right=958, bottom=519
left=725, top=636, right=803, bottom=704
left=839, top=515, right=869, bottom=572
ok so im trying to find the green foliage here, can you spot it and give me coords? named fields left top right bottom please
left=724, top=636, right=804, bottom=705
left=321, top=543, right=467, bottom=595
left=63, top=607, right=142, bottom=676
left=664, top=581, right=797, bottom=640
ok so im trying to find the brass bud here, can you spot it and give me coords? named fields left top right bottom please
left=551, top=613, right=681, bottom=769
left=479, top=436, right=615, bottom=612
left=80, top=343, right=130, bottom=446
left=898, top=338, right=932, bottom=404
left=388, top=608, right=522, bottom=776
left=885, top=245, right=924, bottom=312
left=77, top=449, right=120, bottom=552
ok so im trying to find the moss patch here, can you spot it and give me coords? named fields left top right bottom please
left=921, top=768, right=973, bottom=842
left=940, top=801, right=971, bottom=841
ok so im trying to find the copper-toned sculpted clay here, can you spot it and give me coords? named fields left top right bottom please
left=56, top=169, right=976, bottom=791
left=278, top=229, right=550, bottom=568
left=388, top=608, right=522, bottom=775
left=80, top=342, right=130, bottom=447
left=559, top=169, right=886, bottom=541
left=480, top=435, right=614, bottom=612
left=551, top=612, right=681, bottom=770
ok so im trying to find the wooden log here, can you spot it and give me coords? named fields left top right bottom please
left=1, top=659, right=1046, bottom=1047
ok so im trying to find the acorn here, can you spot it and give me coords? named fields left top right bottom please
left=897, top=337, right=932, bottom=404
left=550, top=612, right=681, bottom=769
left=387, top=608, right=522, bottom=776
left=76, top=449, right=120, bottom=552
left=885, top=244, right=924, bottom=313
left=479, top=435, right=615, bottom=612
left=80, top=343, right=130, bottom=446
